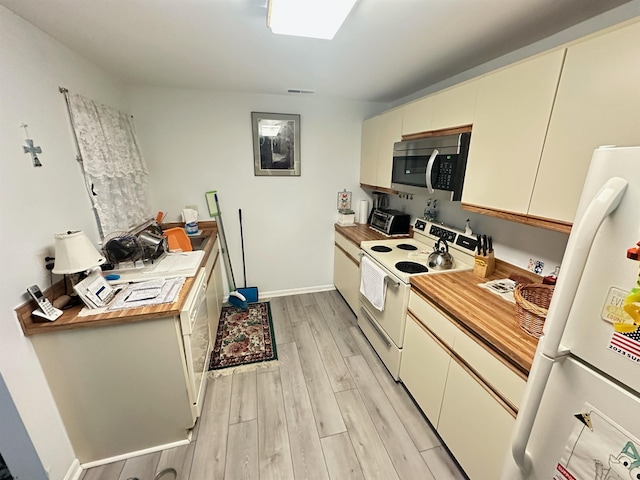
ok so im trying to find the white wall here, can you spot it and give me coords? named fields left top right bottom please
left=128, top=87, right=382, bottom=295
left=388, top=194, right=568, bottom=277
left=0, top=7, right=129, bottom=479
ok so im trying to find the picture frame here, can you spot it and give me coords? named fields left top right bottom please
left=251, top=112, right=301, bottom=176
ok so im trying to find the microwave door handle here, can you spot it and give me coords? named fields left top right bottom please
left=425, top=149, right=439, bottom=194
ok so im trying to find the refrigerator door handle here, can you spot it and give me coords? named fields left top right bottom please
left=507, top=177, right=628, bottom=477
left=509, top=349, right=555, bottom=474
left=540, top=177, right=628, bottom=358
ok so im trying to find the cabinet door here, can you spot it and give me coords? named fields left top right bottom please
left=333, top=243, right=360, bottom=313
left=529, top=21, right=640, bottom=223
left=430, top=79, right=479, bottom=131
left=462, top=49, right=565, bottom=214
left=399, top=314, right=451, bottom=427
left=437, top=359, right=516, bottom=480
left=402, top=95, right=434, bottom=136
left=375, top=108, right=403, bottom=189
left=360, top=116, right=380, bottom=186
left=205, top=237, right=223, bottom=336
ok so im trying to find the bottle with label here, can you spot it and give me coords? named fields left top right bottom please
left=543, top=266, right=560, bottom=285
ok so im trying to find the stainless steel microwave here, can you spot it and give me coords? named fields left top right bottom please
left=390, top=132, right=471, bottom=201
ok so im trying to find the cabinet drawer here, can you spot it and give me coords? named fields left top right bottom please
left=357, top=305, right=402, bottom=380
left=399, top=314, right=450, bottom=427
left=453, top=330, right=526, bottom=409
left=335, top=231, right=360, bottom=262
left=408, top=291, right=457, bottom=347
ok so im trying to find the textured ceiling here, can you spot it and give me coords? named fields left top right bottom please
left=1, top=0, right=636, bottom=102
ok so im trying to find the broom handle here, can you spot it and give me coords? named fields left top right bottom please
left=214, top=193, right=237, bottom=291
left=239, top=209, right=247, bottom=288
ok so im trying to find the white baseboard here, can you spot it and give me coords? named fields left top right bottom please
left=79, top=436, right=191, bottom=470
left=257, top=284, right=336, bottom=299
left=223, top=285, right=336, bottom=302
left=63, top=459, right=82, bottom=480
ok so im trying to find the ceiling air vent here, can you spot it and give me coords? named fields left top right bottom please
left=287, top=89, right=315, bottom=94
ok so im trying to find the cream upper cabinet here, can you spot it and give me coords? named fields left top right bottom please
left=359, top=115, right=380, bottom=186
left=430, top=79, right=480, bottom=131
left=360, top=108, right=403, bottom=189
left=402, top=96, right=434, bottom=135
left=462, top=49, right=565, bottom=214
left=401, top=79, right=480, bottom=136
left=376, top=108, right=403, bottom=188
left=528, top=21, right=640, bottom=223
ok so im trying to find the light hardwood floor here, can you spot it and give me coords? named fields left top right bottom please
left=80, top=291, right=468, bottom=480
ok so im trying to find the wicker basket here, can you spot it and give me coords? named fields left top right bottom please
left=514, top=284, right=555, bottom=338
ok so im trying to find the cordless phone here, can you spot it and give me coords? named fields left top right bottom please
left=27, top=284, right=62, bottom=321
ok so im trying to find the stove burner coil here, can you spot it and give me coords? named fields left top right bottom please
left=371, top=245, right=392, bottom=252
left=397, top=244, right=418, bottom=251
left=395, top=261, right=429, bottom=274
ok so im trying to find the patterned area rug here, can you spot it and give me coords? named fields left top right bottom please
left=208, top=301, right=277, bottom=370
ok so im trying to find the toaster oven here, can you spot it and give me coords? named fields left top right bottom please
left=369, top=209, right=411, bottom=236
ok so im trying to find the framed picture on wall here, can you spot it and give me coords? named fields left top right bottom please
left=251, top=112, right=301, bottom=176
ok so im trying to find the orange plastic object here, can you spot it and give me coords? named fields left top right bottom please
left=164, top=227, right=192, bottom=252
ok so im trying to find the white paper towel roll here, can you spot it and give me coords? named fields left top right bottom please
left=357, top=199, right=369, bottom=224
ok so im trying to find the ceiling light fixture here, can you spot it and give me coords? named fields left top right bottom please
left=267, top=0, right=358, bottom=40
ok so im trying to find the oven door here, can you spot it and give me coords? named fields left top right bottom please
left=357, top=254, right=410, bottom=380
left=180, top=268, right=212, bottom=423
left=358, top=255, right=410, bottom=347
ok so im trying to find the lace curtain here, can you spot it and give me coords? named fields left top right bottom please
left=66, top=93, right=150, bottom=236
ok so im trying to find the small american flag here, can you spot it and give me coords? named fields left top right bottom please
left=609, top=328, right=640, bottom=362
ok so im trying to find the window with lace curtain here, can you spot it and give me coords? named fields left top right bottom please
left=64, top=92, right=151, bottom=237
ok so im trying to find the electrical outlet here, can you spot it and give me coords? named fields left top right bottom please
left=36, top=248, right=54, bottom=271
left=527, top=258, right=545, bottom=275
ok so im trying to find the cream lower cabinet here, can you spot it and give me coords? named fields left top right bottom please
left=461, top=49, right=565, bottom=216
left=438, top=359, right=516, bottom=480
left=204, top=236, right=224, bottom=335
left=400, top=291, right=526, bottom=480
left=400, top=315, right=451, bottom=424
left=333, top=231, right=360, bottom=312
left=528, top=20, right=640, bottom=223
left=359, top=108, right=403, bottom=189
left=31, top=317, right=194, bottom=464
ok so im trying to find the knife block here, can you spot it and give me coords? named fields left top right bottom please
left=474, top=252, right=495, bottom=278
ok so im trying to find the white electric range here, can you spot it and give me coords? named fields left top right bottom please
left=357, top=219, right=478, bottom=380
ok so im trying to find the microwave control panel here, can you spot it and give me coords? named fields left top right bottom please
left=433, top=156, right=455, bottom=190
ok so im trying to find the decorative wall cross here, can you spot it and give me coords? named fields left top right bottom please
left=20, top=123, right=42, bottom=167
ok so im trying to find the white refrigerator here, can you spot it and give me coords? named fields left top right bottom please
left=502, top=145, right=640, bottom=480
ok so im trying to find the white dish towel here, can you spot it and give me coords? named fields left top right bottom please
left=360, top=255, right=388, bottom=311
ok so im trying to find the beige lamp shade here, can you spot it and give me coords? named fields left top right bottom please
left=52, top=230, right=106, bottom=274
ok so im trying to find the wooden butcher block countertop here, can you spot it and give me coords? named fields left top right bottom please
left=410, top=259, right=543, bottom=376
left=17, top=222, right=218, bottom=336
left=335, top=223, right=411, bottom=245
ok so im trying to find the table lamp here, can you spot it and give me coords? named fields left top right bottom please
left=52, top=230, right=106, bottom=308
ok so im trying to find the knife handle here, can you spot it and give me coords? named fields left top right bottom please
left=476, top=235, right=482, bottom=254
left=488, top=236, right=493, bottom=253
left=482, top=235, right=487, bottom=256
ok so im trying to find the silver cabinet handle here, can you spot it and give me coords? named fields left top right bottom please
left=425, top=149, right=439, bottom=194
left=359, top=307, right=392, bottom=348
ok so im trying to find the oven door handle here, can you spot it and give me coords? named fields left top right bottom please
left=425, top=149, right=439, bottom=194
left=384, top=276, right=400, bottom=288
left=360, top=307, right=392, bottom=348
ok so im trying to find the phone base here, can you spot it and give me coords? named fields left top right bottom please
left=32, top=307, right=62, bottom=322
